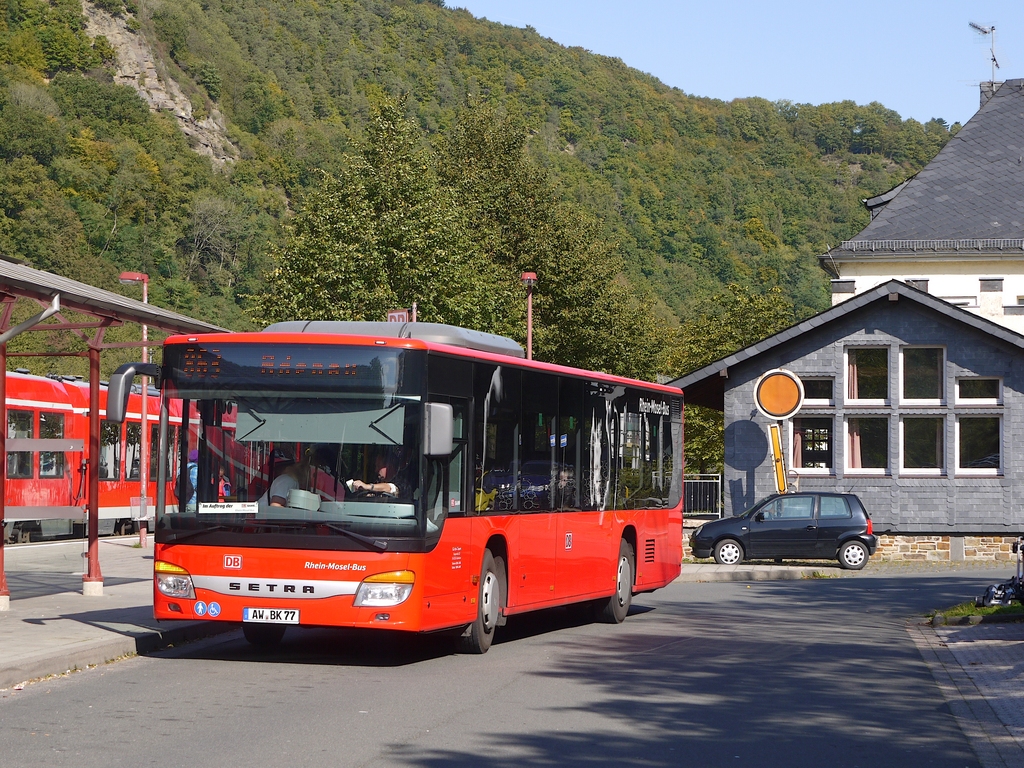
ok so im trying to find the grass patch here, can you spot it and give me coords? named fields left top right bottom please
left=931, top=600, right=1024, bottom=619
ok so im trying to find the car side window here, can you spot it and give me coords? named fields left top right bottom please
left=778, top=496, right=815, bottom=519
left=758, top=499, right=780, bottom=519
left=819, top=496, right=852, bottom=518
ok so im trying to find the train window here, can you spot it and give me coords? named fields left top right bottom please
left=39, top=412, right=65, bottom=478
left=126, top=423, right=142, bottom=481
left=7, top=409, right=33, bottom=479
left=99, top=420, right=121, bottom=480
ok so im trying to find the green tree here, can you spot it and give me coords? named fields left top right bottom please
left=665, top=283, right=796, bottom=472
left=248, top=100, right=490, bottom=327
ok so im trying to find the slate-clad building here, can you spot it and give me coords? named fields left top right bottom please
left=677, top=281, right=1024, bottom=557
left=674, top=81, right=1024, bottom=559
left=824, top=79, right=1024, bottom=333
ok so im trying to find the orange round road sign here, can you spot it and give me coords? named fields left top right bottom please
left=754, top=369, right=804, bottom=420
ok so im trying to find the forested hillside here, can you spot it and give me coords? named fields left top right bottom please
left=0, top=0, right=957, bottom=361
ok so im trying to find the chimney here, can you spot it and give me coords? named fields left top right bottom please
left=980, top=81, right=1003, bottom=107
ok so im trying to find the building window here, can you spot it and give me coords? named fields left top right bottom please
left=7, top=409, right=33, bottom=479
left=902, top=347, right=943, bottom=402
left=802, top=378, right=833, bottom=404
left=847, top=418, right=888, bottom=472
left=847, top=348, right=888, bottom=401
left=957, top=378, right=1000, bottom=404
left=39, top=412, right=65, bottom=478
left=792, top=418, right=832, bottom=471
left=958, top=417, right=1000, bottom=474
left=902, top=417, right=944, bottom=474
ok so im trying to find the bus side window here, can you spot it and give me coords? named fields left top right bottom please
left=557, top=378, right=583, bottom=510
left=474, top=364, right=520, bottom=514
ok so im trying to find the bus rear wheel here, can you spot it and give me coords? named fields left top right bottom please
left=242, top=622, right=287, bottom=648
left=596, top=539, right=634, bottom=624
left=459, top=549, right=505, bottom=654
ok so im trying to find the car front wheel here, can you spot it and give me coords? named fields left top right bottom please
left=838, top=540, right=869, bottom=570
left=713, top=538, right=744, bottom=566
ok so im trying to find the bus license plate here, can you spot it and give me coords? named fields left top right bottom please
left=243, top=608, right=299, bottom=624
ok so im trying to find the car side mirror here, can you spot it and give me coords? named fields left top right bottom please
left=754, top=511, right=765, bottom=522
left=423, top=402, right=454, bottom=456
left=106, top=362, right=162, bottom=423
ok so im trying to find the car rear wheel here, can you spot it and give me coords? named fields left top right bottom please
left=714, top=538, right=744, bottom=566
left=838, top=540, right=869, bottom=570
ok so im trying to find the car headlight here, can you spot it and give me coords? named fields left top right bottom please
left=692, top=526, right=704, bottom=539
left=155, top=560, right=195, bottom=600
left=354, top=570, right=415, bottom=607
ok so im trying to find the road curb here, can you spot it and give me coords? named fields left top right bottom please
left=930, top=613, right=1024, bottom=627
left=676, top=567, right=823, bottom=582
left=0, top=620, right=236, bottom=691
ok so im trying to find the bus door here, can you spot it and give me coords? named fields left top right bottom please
left=554, top=378, right=608, bottom=598
left=513, top=371, right=558, bottom=606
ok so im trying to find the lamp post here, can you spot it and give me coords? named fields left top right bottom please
left=520, top=272, right=537, bottom=360
left=118, top=272, right=149, bottom=547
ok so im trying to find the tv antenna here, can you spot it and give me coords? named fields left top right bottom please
left=969, top=22, right=1000, bottom=83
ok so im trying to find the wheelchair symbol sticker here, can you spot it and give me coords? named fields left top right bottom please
left=208, top=602, right=221, bottom=618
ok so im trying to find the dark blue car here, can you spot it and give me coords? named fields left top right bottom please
left=689, top=492, right=878, bottom=570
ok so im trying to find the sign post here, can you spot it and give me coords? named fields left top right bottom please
left=753, top=369, right=805, bottom=494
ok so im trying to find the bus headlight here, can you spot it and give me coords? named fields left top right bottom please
left=354, top=570, right=415, bottom=607
left=155, top=561, right=195, bottom=600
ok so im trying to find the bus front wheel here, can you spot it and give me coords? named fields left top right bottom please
left=459, top=549, right=505, bottom=654
left=597, top=539, right=634, bottom=624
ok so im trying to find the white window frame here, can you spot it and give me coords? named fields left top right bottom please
left=899, top=346, right=946, bottom=406
left=788, top=417, right=834, bottom=476
left=955, top=416, right=1002, bottom=476
left=955, top=377, right=1002, bottom=406
left=801, top=377, right=834, bottom=406
left=844, top=347, right=890, bottom=406
left=843, top=416, right=890, bottom=475
left=899, top=416, right=946, bottom=477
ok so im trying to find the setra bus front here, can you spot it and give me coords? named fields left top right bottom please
left=108, top=334, right=462, bottom=647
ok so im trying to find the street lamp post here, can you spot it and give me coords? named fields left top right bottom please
left=118, top=272, right=149, bottom=547
left=521, top=272, right=537, bottom=360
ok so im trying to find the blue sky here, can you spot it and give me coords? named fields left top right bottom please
left=454, top=0, right=1021, bottom=127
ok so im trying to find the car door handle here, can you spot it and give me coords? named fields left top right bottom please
left=805, top=525, right=817, bottom=531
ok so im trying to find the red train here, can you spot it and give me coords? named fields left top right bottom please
left=2, top=370, right=184, bottom=543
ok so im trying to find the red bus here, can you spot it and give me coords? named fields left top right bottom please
left=108, top=322, right=683, bottom=652
left=2, top=370, right=186, bottom=543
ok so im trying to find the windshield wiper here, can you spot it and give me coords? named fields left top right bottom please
left=318, top=522, right=388, bottom=551
left=253, top=518, right=388, bottom=551
left=166, top=524, right=234, bottom=544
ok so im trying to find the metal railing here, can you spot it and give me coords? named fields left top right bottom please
left=684, top=474, right=722, bottom=517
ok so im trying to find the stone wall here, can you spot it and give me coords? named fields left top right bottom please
left=682, top=517, right=1020, bottom=562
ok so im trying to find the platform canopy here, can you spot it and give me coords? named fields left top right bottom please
left=0, top=259, right=228, bottom=334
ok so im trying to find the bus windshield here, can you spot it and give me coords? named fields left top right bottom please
left=156, top=344, right=435, bottom=550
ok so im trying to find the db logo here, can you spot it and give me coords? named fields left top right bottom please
left=564, top=533, right=573, bottom=551
left=223, top=555, right=242, bottom=570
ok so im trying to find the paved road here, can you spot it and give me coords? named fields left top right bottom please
left=0, top=569, right=1003, bottom=768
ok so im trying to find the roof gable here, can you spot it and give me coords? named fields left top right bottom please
left=842, top=80, right=1024, bottom=248
left=671, top=280, right=1024, bottom=409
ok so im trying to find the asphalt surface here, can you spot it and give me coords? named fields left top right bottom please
left=1, top=540, right=1023, bottom=767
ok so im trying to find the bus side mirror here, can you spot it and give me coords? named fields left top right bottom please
left=107, top=362, right=161, bottom=423
left=424, top=403, right=454, bottom=457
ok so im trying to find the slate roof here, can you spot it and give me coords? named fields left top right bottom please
left=671, top=279, right=1024, bottom=410
left=836, top=79, right=1024, bottom=253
